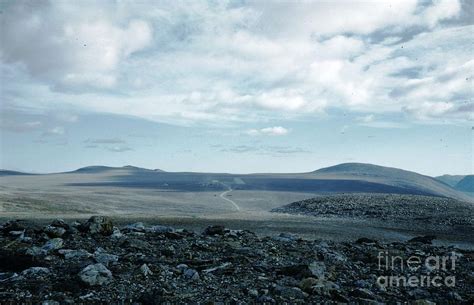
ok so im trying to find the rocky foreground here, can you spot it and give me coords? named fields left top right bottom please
left=0, top=217, right=473, bottom=304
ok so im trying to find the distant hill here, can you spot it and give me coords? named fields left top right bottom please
left=435, top=175, right=466, bottom=187
left=309, top=163, right=470, bottom=201
left=1, top=163, right=469, bottom=202
left=72, top=165, right=164, bottom=173
left=0, top=169, right=32, bottom=176
left=455, top=175, right=474, bottom=193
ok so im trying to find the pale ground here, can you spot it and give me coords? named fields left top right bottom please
left=1, top=173, right=472, bottom=249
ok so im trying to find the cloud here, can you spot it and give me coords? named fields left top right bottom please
left=422, top=0, right=461, bottom=28
left=42, top=126, right=65, bottom=136
left=246, top=126, right=289, bottom=136
left=221, top=145, right=257, bottom=153
left=357, top=115, right=375, bottom=123
left=82, top=138, right=132, bottom=152
left=220, top=144, right=309, bottom=155
left=84, top=138, right=126, bottom=144
left=0, top=0, right=470, bottom=125
left=105, top=146, right=133, bottom=153
left=0, top=1, right=152, bottom=91
left=0, top=120, right=42, bottom=133
left=356, top=114, right=408, bottom=129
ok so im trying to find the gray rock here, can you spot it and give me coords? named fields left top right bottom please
left=78, top=263, right=112, bottom=286
left=176, top=264, right=188, bottom=273
left=44, top=225, right=66, bottom=238
left=59, top=249, right=92, bottom=260
left=248, top=289, right=259, bottom=297
left=139, top=264, right=153, bottom=276
left=183, top=268, right=200, bottom=281
left=41, top=238, right=64, bottom=252
left=82, top=216, right=114, bottom=236
left=354, top=279, right=371, bottom=288
left=9, top=230, right=25, bottom=238
left=110, top=227, right=123, bottom=239
left=309, top=261, right=326, bottom=279
left=51, top=219, right=68, bottom=228
left=123, top=222, right=146, bottom=232
left=0, top=272, right=19, bottom=283
left=21, top=267, right=50, bottom=277
left=148, top=225, right=174, bottom=233
left=93, top=249, right=118, bottom=266
left=26, top=246, right=47, bottom=257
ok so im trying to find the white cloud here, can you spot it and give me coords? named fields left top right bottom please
left=0, top=2, right=152, bottom=91
left=357, top=114, right=375, bottom=123
left=0, top=120, right=42, bottom=133
left=246, top=126, right=289, bottom=136
left=106, top=146, right=133, bottom=153
left=422, top=0, right=461, bottom=28
left=0, top=0, right=470, bottom=126
left=43, top=126, right=65, bottom=136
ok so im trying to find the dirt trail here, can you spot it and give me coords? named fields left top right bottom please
left=219, top=187, right=240, bottom=211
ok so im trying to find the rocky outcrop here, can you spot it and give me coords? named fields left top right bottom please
left=272, top=193, right=474, bottom=227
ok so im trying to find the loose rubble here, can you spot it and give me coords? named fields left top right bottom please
left=272, top=193, right=474, bottom=227
left=0, top=217, right=473, bottom=303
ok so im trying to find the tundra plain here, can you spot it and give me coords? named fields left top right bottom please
left=1, top=164, right=472, bottom=248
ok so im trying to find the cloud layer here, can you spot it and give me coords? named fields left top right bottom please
left=1, top=0, right=472, bottom=125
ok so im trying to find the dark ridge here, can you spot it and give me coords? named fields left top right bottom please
left=0, top=170, right=34, bottom=176
left=72, top=165, right=164, bottom=173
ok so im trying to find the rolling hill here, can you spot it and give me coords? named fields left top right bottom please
left=455, top=175, right=474, bottom=193
left=307, top=163, right=470, bottom=201
left=1, top=163, right=470, bottom=202
left=435, top=175, right=466, bottom=187
left=0, top=170, right=33, bottom=176
left=71, top=165, right=164, bottom=174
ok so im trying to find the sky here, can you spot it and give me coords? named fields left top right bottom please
left=0, top=0, right=472, bottom=176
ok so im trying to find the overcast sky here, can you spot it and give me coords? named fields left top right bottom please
left=0, top=0, right=472, bottom=176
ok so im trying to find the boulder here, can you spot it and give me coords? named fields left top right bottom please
left=203, top=225, right=226, bottom=236
left=81, top=216, right=114, bottom=236
left=78, top=263, right=112, bottom=286
left=51, top=219, right=69, bottom=229
left=44, top=226, right=66, bottom=238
